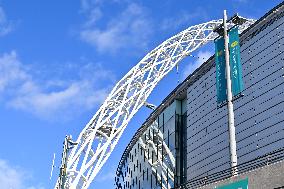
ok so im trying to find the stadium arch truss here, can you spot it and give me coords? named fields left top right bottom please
left=55, top=17, right=255, bottom=189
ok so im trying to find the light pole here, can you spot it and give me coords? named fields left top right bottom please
left=223, top=10, right=238, bottom=176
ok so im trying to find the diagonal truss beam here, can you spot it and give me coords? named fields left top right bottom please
left=54, top=17, right=255, bottom=189
left=137, top=121, right=176, bottom=189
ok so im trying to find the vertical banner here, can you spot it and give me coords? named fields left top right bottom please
left=229, top=26, right=244, bottom=96
left=215, top=37, right=227, bottom=104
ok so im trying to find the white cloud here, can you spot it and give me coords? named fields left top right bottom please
left=0, top=6, right=14, bottom=36
left=161, top=13, right=194, bottom=31
left=0, top=51, right=115, bottom=120
left=0, top=159, right=44, bottom=189
left=80, top=0, right=105, bottom=12
left=80, top=2, right=152, bottom=53
left=160, top=8, right=208, bottom=31
left=0, top=51, right=29, bottom=93
left=183, top=50, right=212, bottom=78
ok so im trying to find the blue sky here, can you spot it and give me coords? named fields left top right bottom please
left=0, top=0, right=282, bottom=188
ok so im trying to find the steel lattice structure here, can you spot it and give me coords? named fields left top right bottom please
left=138, top=121, right=176, bottom=189
left=55, top=17, right=255, bottom=189
left=115, top=120, right=176, bottom=189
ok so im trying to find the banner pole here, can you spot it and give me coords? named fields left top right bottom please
left=223, top=10, right=238, bottom=176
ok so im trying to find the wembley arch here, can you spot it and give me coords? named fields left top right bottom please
left=54, top=16, right=255, bottom=189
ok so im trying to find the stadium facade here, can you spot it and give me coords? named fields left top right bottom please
left=115, top=2, right=284, bottom=189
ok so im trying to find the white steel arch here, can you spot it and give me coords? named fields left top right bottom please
left=139, top=121, right=176, bottom=189
left=55, top=17, right=255, bottom=189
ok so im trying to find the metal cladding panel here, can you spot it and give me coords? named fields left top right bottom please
left=186, top=63, right=231, bottom=179
left=186, top=14, right=284, bottom=180
left=240, top=15, right=284, bottom=50
left=241, top=27, right=284, bottom=60
left=187, top=135, right=229, bottom=164
left=187, top=148, right=230, bottom=179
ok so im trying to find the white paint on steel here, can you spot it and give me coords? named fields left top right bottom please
left=223, top=10, right=238, bottom=176
left=138, top=121, right=175, bottom=189
left=55, top=18, right=255, bottom=189
left=50, top=153, right=56, bottom=180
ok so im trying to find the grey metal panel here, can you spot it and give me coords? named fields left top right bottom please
left=234, top=104, right=255, bottom=120
left=238, top=138, right=284, bottom=165
left=188, top=148, right=230, bottom=177
left=187, top=138, right=229, bottom=166
left=248, top=72, right=282, bottom=99
left=187, top=129, right=228, bottom=157
left=236, top=118, right=256, bottom=141
left=187, top=106, right=227, bottom=136
left=187, top=132, right=229, bottom=167
left=240, top=18, right=284, bottom=50
left=241, top=32, right=284, bottom=62
left=246, top=51, right=283, bottom=78
left=207, top=161, right=231, bottom=175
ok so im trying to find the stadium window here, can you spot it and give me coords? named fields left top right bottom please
left=167, top=130, right=170, bottom=147
left=160, top=175, right=163, bottom=189
left=167, top=168, right=169, bottom=185
left=156, top=143, right=158, bottom=159
left=161, top=144, right=163, bottom=163
left=163, top=113, right=165, bottom=133
left=156, top=171, right=157, bottom=186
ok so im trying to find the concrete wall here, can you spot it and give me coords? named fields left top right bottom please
left=197, top=160, right=284, bottom=189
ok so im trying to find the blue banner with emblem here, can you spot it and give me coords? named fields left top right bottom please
left=229, top=26, right=244, bottom=96
left=215, top=37, right=227, bottom=104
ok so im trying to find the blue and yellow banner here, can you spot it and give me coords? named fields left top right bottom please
left=229, top=26, right=244, bottom=96
left=215, top=26, right=244, bottom=104
left=215, top=37, right=227, bottom=104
